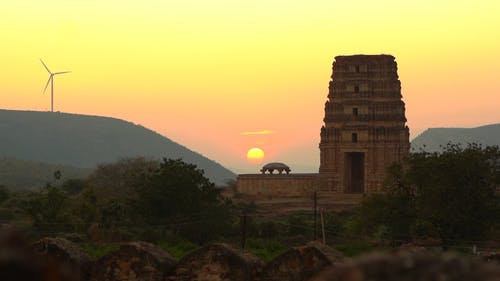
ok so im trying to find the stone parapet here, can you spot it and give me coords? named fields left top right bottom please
left=236, top=173, right=318, bottom=198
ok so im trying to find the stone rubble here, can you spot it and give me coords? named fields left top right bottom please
left=90, top=241, right=176, bottom=281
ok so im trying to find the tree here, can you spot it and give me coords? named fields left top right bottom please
left=21, top=184, right=72, bottom=233
left=0, top=185, right=9, bottom=204
left=357, top=143, right=500, bottom=246
left=410, top=143, right=500, bottom=245
left=86, top=157, right=158, bottom=201
left=61, top=178, right=87, bottom=195
left=134, top=158, right=232, bottom=243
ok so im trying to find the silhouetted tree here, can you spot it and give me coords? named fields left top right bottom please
left=21, top=185, right=72, bottom=233
left=61, top=179, right=87, bottom=195
left=410, top=143, right=500, bottom=245
left=86, top=157, right=158, bottom=201
left=134, top=158, right=232, bottom=243
left=356, top=143, right=500, bottom=246
left=0, top=185, right=9, bottom=204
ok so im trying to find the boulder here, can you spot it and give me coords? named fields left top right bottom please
left=91, top=241, right=176, bottom=281
left=173, top=243, right=263, bottom=281
left=260, top=241, right=344, bottom=281
left=1, top=226, right=78, bottom=281
left=397, top=242, right=426, bottom=252
left=32, top=237, right=93, bottom=280
left=312, top=250, right=500, bottom=281
left=482, top=252, right=500, bottom=264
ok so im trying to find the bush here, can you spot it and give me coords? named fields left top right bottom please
left=158, top=238, right=198, bottom=260
left=245, top=238, right=286, bottom=262
left=82, top=243, right=119, bottom=259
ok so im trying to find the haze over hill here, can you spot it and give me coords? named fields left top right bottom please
left=0, top=109, right=235, bottom=185
left=0, top=157, right=92, bottom=190
left=411, top=123, right=500, bottom=152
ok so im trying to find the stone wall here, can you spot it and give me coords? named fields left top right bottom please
left=236, top=173, right=318, bottom=198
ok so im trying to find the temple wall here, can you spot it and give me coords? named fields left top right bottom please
left=236, top=173, right=318, bottom=197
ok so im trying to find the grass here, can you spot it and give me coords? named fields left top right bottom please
left=335, top=241, right=376, bottom=257
left=245, top=238, right=287, bottom=262
left=81, top=243, right=119, bottom=259
left=158, top=239, right=199, bottom=260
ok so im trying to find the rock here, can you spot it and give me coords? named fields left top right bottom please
left=397, top=242, right=426, bottom=252
left=260, top=241, right=344, bottom=281
left=312, top=251, right=500, bottom=281
left=174, top=243, right=263, bottom=281
left=60, top=232, right=87, bottom=243
left=87, top=223, right=122, bottom=243
left=482, top=252, right=500, bottom=263
left=1, top=226, right=78, bottom=281
left=282, top=235, right=309, bottom=247
left=32, top=237, right=93, bottom=281
left=91, top=241, right=176, bottom=281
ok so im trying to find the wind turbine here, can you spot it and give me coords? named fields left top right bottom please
left=40, top=59, right=71, bottom=112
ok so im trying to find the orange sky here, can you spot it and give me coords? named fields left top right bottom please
left=1, top=0, right=499, bottom=173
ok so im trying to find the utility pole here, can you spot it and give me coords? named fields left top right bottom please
left=241, top=212, right=247, bottom=249
left=313, top=191, right=317, bottom=240
left=320, top=209, right=326, bottom=244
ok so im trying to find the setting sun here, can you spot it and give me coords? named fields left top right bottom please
left=246, top=147, right=265, bottom=162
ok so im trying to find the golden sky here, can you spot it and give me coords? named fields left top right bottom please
left=1, top=0, right=499, bottom=173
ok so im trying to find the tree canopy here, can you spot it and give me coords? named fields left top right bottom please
left=134, top=158, right=232, bottom=243
left=356, top=143, right=500, bottom=245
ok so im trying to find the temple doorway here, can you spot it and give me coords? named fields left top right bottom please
left=344, top=152, right=365, bottom=193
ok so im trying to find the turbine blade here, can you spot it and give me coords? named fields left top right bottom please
left=43, top=76, right=52, bottom=94
left=40, top=59, right=52, bottom=74
left=53, top=71, right=72, bottom=75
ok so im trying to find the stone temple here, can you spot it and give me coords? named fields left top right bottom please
left=318, top=54, right=410, bottom=194
left=236, top=55, right=410, bottom=209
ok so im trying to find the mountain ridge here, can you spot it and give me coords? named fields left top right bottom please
left=0, top=109, right=236, bottom=185
left=411, top=123, right=500, bottom=152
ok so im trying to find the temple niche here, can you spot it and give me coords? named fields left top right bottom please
left=318, top=54, right=410, bottom=194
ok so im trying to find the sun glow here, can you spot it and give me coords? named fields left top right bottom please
left=246, top=147, right=265, bottom=162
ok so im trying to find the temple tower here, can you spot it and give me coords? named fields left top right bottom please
left=318, top=55, right=410, bottom=194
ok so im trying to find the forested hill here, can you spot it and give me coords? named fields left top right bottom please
left=0, top=109, right=236, bottom=185
left=0, top=157, right=92, bottom=190
left=411, top=123, right=500, bottom=152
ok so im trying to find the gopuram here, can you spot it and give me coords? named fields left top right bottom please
left=235, top=55, right=410, bottom=210
left=318, top=54, right=410, bottom=194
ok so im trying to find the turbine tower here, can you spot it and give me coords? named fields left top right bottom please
left=40, top=59, right=71, bottom=112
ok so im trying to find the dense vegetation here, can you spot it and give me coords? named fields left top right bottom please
left=0, top=109, right=235, bottom=185
left=355, top=143, right=500, bottom=248
left=1, top=143, right=500, bottom=260
left=0, top=157, right=338, bottom=260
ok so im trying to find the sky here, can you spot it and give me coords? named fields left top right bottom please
left=1, top=0, right=499, bottom=173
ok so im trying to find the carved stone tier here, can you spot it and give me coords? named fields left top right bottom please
left=318, top=55, right=410, bottom=194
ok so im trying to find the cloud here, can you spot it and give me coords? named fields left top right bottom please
left=241, top=130, right=274, bottom=135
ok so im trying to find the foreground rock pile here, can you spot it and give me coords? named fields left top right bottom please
left=91, top=241, right=176, bottom=281
left=312, top=250, right=500, bottom=281
left=0, top=225, right=78, bottom=281
left=260, top=241, right=344, bottom=281
left=32, top=237, right=93, bottom=281
left=3, top=227, right=500, bottom=281
left=173, top=243, right=262, bottom=281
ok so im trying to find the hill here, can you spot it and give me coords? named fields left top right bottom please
left=411, top=123, right=500, bottom=152
left=0, top=110, right=236, bottom=185
left=0, top=157, right=92, bottom=190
